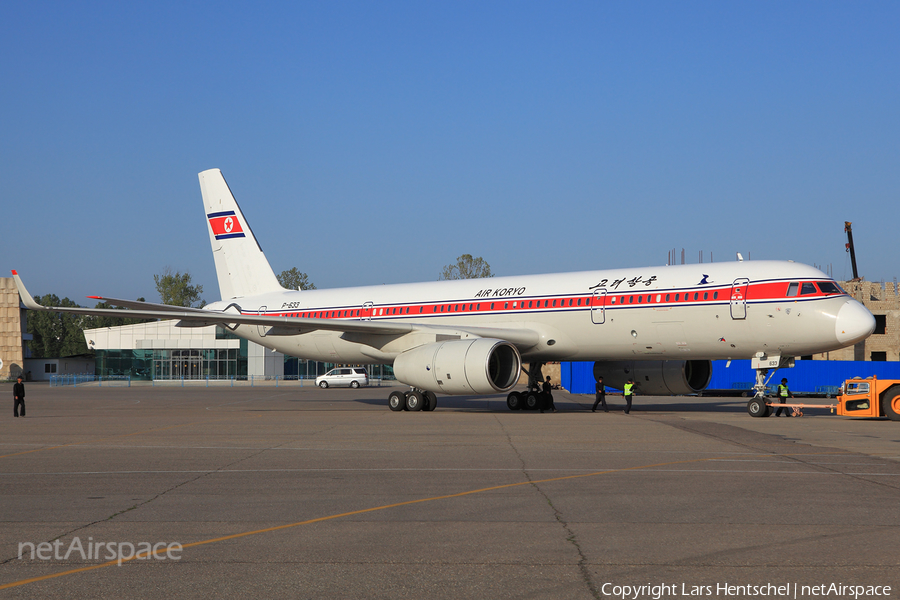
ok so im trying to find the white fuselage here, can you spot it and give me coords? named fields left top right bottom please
left=204, top=260, right=873, bottom=365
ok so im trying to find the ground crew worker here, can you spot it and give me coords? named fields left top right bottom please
left=775, top=377, right=793, bottom=417
left=592, top=376, right=608, bottom=412
left=13, top=375, right=25, bottom=418
left=540, top=376, right=557, bottom=413
left=623, top=378, right=635, bottom=414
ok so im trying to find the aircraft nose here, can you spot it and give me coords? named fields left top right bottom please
left=835, top=300, right=876, bottom=346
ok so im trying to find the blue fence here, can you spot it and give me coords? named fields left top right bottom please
left=561, top=360, right=900, bottom=395
left=50, top=375, right=131, bottom=387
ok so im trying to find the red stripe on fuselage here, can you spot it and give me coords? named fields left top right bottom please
left=242, top=279, right=843, bottom=320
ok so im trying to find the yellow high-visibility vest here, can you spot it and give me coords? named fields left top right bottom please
left=778, top=384, right=789, bottom=397
left=624, top=383, right=634, bottom=396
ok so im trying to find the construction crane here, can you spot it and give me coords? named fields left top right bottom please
left=844, top=221, right=861, bottom=281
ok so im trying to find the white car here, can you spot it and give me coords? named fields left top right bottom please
left=316, top=367, right=369, bottom=389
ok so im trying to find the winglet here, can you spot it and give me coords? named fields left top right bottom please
left=10, top=271, right=45, bottom=310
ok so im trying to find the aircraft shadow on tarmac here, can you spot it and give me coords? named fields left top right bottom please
left=352, top=395, right=747, bottom=413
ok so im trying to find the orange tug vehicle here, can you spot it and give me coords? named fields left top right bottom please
left=747, top=377, right=900, bottom=420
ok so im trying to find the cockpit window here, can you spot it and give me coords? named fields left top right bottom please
left=786, top=282, right=800, bottom=297
left=816, top=281, right=843, bottom=295
left=800, top=282, right=817, bottom=295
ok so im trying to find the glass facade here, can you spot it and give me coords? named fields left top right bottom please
left=95, top=342, right=248, bottom=381
left=93, top=325, right=395, bottom=381
left=153, top=348, right=245, bottom=380
left=282, top=357, right=395, bottom=381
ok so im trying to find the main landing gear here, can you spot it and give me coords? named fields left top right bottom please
left=388, top=389, right=438, bottom=412
left=506, top=362, right=550, bottom=411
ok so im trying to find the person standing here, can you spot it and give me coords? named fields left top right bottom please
left=775, top=378, right=793, bottom=417
left=623, top=378, right=635, bottom=414
left=592, top=376, right=608, bottom=412
left=540, top=376, right=557, bottom=413
left=13, top=375, right=25, bottom=418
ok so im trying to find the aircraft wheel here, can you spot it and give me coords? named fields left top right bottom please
left=350, top=380, right=360, bottom=389
left=881, top=387, right=900, bottom=421
left=406, top=390, right=424, bottom=411
left=747, top=397, right=770, bottom=418
left=319, top=381, right=328, bottom=389
left=388, top=391, right=406, bottom=411
left=506, top=392, right=522, bottom=411
left=424, top=391, right=438, bottom=411
left=525, top=392, right=541, bottom=410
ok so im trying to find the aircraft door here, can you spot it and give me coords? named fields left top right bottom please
left=362, top=301, right=374, bottom=320
left=730, top=279, right=749, bottom=320
left=591, top=288, right=607, bottom=324
left=257, top=306, right=268, bottom=336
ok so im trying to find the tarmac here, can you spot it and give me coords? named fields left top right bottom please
left=1, top=383, right=899, bottom=599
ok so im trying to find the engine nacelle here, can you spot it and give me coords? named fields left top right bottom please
left=593, top=360, right=711, bottom=395
left=393, top=339, right=521, bottom=395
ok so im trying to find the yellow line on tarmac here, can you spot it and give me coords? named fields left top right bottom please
left=0, top=414, right=263, bottom=460
left=0, top=451, right=807, bottom=591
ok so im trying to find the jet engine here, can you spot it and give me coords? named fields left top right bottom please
left=593, top=360, right=711, bottom=395
left=393, top=339, right=521, bottom=395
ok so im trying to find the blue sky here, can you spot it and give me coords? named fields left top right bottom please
left=2, top=2, right=898, bottom=304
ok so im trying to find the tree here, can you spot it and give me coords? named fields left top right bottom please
left=439, top=254, right=494, bottom=280
left=26, top=294, right=90, bottom=357
left=277, top=268, right=316, bottom=290
left=154, top=268, right=205, bottom=307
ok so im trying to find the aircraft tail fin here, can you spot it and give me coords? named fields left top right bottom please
left=198, top=169, right=284, bottom=300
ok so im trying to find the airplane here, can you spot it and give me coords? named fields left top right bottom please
left=13, top=168, right=876, bottom=411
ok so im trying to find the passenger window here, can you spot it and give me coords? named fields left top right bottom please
left=713, top=292, right=718, bottom=300
left=703, top=292, right=708, bottom=300
left=552, top=300, right=557, bottom=307
left=629, top=296, right=634, bottom=303
left=611, top=297, right=616, bottom=304
left=786, top=282, right=800, bottom=296
left=656, top=295, right=661, bottom=302
left=800, top=282, right=817, bottom=295
left=568, top=299, right=573, bottom=306
left=675, top=294, right=680, bottom=301
left=693, top=293, right=698, bottom=300
left=665, top=294, right=669, bottom=302
left=637, top=296, right=643, bottom=303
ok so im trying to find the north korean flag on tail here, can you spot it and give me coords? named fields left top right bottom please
left=207, top=211, right=246, bottom=240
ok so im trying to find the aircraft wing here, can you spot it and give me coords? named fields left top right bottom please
left=84, top=295, right=211, bottom=313
left=12, top=272, right=540, bottom=347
